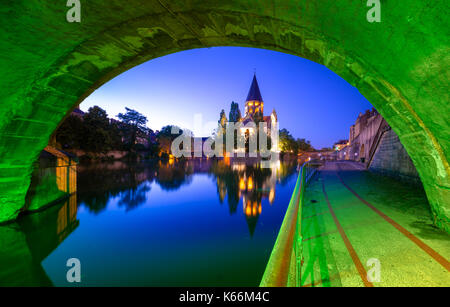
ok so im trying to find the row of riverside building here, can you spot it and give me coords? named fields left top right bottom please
left=332, top=108, right=421, bottom=183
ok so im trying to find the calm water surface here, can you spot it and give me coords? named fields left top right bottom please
left=1, top=160, right=298, bottom=286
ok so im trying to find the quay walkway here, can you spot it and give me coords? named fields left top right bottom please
left=262, top=161, right=450, bottom=287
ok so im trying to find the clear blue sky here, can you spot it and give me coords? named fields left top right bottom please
left=82, top=47, right=373, bottom=149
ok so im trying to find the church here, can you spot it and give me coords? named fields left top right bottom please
left=240, top=74, right=278, bottom=135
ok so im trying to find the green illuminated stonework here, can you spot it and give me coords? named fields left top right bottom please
left=0, top=1, right=448, bottom=231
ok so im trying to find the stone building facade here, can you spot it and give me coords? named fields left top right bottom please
left=340, top=108, right=383, bottom=163
left=337, top=109, right=420, bottom=183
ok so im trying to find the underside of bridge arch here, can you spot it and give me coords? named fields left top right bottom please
left=0, top=1, right=448, bottom=231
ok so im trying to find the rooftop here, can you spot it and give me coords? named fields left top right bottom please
left=246, top=74, right=263, bottom=102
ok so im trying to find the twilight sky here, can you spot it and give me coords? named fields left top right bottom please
left=82, top=47, right=373, bottom=149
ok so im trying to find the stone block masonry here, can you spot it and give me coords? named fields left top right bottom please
left=370, top=129, right=420, bottom=184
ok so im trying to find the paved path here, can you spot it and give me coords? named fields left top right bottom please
left=300, top=161, right=450, bottom=287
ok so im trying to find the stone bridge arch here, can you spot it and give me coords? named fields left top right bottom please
left=0, top=1, right=448, bottom=231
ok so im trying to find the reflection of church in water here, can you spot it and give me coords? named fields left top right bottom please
left=214, top=160, right=283, bottom=236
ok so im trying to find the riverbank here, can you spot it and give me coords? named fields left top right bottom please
left=64, top=149, right=159, bottom=163
left=65, top=148, right=304, bottom=164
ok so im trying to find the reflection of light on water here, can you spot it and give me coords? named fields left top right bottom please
left=232, top=163, right=246, bottom=171
left=269, top=188, right=275, bottom=204
left=247, top=177, right=253, bottom=190
left=57, top=194, right=78, bottom=243
left=235, top=160, right=287, bottom=219
left=224, top=156, right=230, bottom=165
left=239, top=178, right=246, bottom=190
left=258, top=159, right=281, bottom=172
left=244, top=198, right=252, bottom=216
left=243, top=199, right=263, bottom=217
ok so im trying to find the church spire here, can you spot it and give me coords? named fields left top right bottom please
left=246, top=74, right=263, bottom=102
left=244, top=74, right=264, bottom=117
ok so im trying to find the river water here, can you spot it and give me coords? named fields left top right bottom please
left=0, top=159, right=298, bottom=286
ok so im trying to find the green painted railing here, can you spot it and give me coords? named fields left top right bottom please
left=260, top=162, right=318, bottom=287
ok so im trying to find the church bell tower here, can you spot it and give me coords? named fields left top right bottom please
left=244, top=74, right=264, bottom=117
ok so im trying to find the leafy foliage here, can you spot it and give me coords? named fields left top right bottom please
left=55, top=106, right=156, bottom=156
left=279, top=128, right=313, bottom=154
left=229, top=101, right=241, bottom=122
left=56, top=106, right=121, bottom=153
left=157, top=125, right=184, bottom=155
left=117, top=107, right=149, bottom=150
left=55, top=114, right=85, bottom=149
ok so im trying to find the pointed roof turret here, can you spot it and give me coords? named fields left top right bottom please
left=246, top=74, right=263, bottom=102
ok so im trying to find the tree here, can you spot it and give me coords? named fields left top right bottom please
left=218, top=109, right=227, bottom=130
left=55, top=106, right=121, bottom=152
left=84, top=106, right=109, bottom=127
left=229, top=101, right=241, bottom=123
left=55, top=115, right=84, bottom=149
left=279, top=128, right=296, bottom=153
left=82, top=106, right=116, bottom=152
left=157, top=125, right=184, bottom=157
left=215, top=109, right=228, bottom=151
left=117, top=107, right=148, bottom=128
left=278, top=129, right=312, bottom=155
left=296, top=138, right=313, bottom=152
left=158, top=125, right=184, bottom=138
left=117, top=107, right=148, bottom=149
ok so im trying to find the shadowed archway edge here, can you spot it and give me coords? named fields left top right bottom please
left=0, top=1, right=448, bottom=231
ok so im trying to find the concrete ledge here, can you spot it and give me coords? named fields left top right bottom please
left=260, top=167, right=304, bottom=287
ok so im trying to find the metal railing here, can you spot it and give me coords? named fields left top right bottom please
left=366, top=118, right=391, bottom=168
left=293, top=161, right=320, bottom=286
left=260, top=161, right=320, bottom=287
